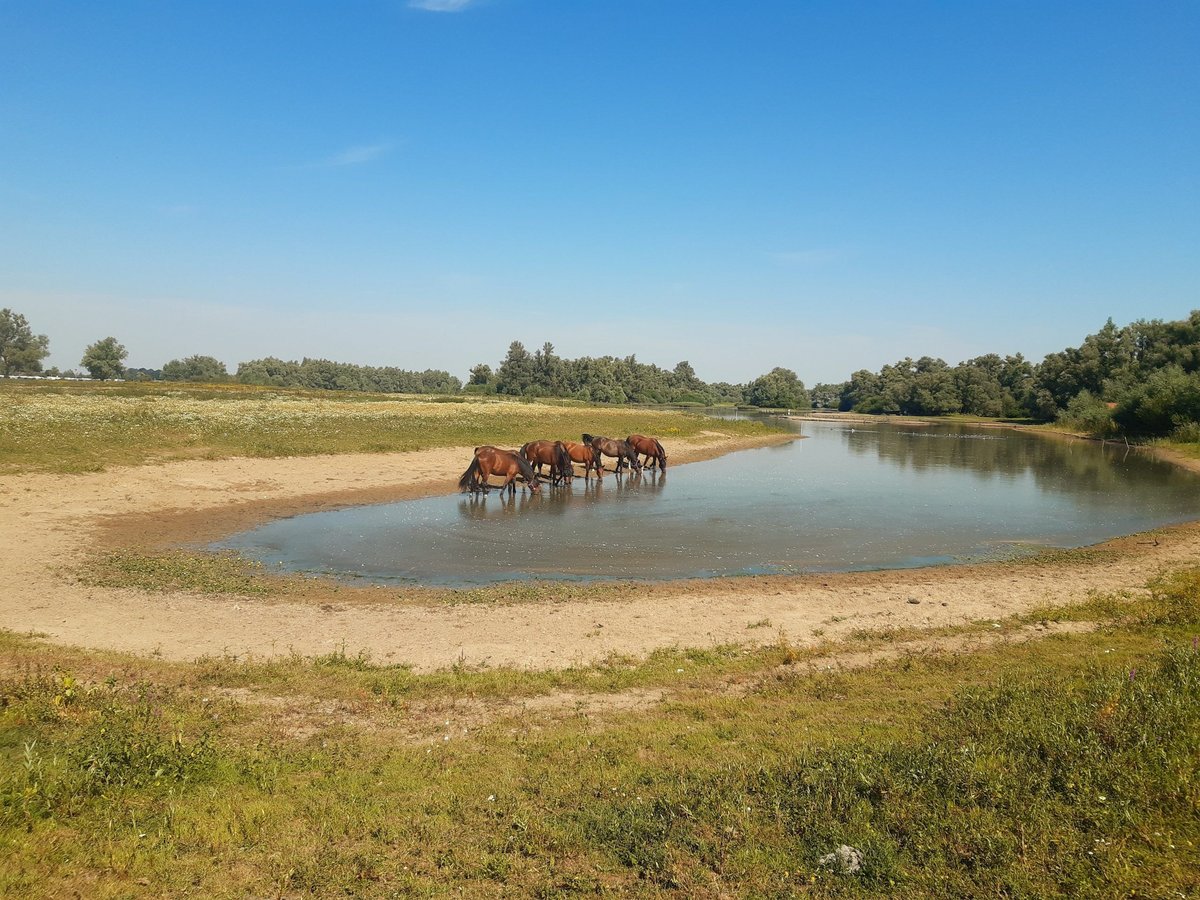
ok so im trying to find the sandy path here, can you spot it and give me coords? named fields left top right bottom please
left=0, top=432, right=1196, bottom=672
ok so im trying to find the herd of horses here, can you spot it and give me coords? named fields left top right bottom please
left=458, top=433, right=667, bottom=495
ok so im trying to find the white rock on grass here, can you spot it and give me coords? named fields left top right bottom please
left=818, top=844, right=864, bottom=874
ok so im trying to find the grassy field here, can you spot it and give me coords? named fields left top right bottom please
left=3, top=381, right=1198, bottom=896
left=2, top=574, right=1198, bottom=897
left=0, top=380, right=773, bottom=474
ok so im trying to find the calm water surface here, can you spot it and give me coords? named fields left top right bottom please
left=216, top=421, right=1200, bottom=586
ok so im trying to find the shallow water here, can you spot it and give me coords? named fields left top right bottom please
left=215, top=421, right=1200, bottom=586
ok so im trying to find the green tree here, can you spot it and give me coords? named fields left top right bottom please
left=468, top=363, right=493, bottom=385
left=236, top=357, right=301, bottom=386
left=746, top=367, right=810, bottom=409
left=495, top=341, right=534, bottom=396
left=162, top=355, right=229, bottom=382
left=1113, top=365, right=1200, bottom=436
left=80, top=336, right=128, bottom=380
left=0, top=308, right=50, bottom=376
left=809, top=382, right=846, bottom=409
left=532, top=342, right=565, bottom=395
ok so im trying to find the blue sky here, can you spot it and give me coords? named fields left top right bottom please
left=2, top=1, right=1197, bottom=384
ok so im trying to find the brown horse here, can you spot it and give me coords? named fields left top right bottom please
left=520, top=440, right=573, bottom=485
left=627, top=434, right=667, bottom=470
left=458, top=446, right=541, bottom=495
left=561, top=439, right=604, bottom=480
left=582, top=433, right=642, bottom=474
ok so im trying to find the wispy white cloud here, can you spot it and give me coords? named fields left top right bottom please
left=290, top=142, right=396, bottom=170
left=409, top=0, right=476, bottom=12
left=325, top=143, right=393, bottom=167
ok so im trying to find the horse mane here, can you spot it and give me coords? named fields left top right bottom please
left=512, top=451, right=538, bottom=484
left=553, top=441, right=571, bottom=479
left=457, top=456, right=481, bottom=491
left=581, top=433, right=595, bottom=445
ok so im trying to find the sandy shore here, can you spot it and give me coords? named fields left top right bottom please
left=1, top=428, right=1197, bottom=672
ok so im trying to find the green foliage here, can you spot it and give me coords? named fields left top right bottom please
left=479, top=342, right=747, bottom=405
left=2, top=676, right=216, bottom=827
left=236, top=355, right=461, bottom=394
left=0, top=308, right=50, bottom=376
left=80, top=336, right=128, bottom=380
left=1113, top=364, right=1200, bottom=437
left=838, top=311, right=1200, bottom=438
left=162, top=354, right=229, bottom=383
left=1057, top=388, right=1116, bottom=436
left=746, top=366, right=810, bottom=409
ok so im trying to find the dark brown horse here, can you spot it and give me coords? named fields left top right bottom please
left=582, top=433, right=642, bottom=474
left=561, top=440, right=604, bottom=480
left=627, top=434, right=667, bottom=470
left=520, top=440, right=573, bottom=485
left=458, top=446, right=541, bottom=495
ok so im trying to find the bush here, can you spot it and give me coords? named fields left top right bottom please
left=1057, top=389, right=1116, bottom=436
left=1114, top=365, right=1200, bottom=436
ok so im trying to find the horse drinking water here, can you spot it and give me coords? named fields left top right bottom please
left=582, top=434, right=642, bottom=474
left=458, top=446, right=541, bottom=495
left=561, top=440, right=604, bottom=481
left=626, top=434, right=667, bottom=471
left=520, top=440, right=573, bottom=485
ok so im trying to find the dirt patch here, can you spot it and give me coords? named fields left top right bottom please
left=0, top=428, right=1196, bottom=673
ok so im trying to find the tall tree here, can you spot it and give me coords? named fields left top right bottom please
left=0, top=308, right=50, bottom=376
left=80, top=337, right=128, bottom=380
left=495, top=341, right=534, bottom=396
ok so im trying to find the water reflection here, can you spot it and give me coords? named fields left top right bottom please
left=840, top=424, right=1195, bottom=509
left=216, top=421, right=1200, bottom=587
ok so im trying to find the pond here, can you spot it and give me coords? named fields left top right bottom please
left=215, top=420, right=1200, bottom=587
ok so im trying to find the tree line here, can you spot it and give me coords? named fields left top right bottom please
left=817, top=310, right=1200, bottom=439
left=0, top=310, right=809, bottom=408
left=4, top=305, right=1200, bottom=436
left=464, top=341, right=809, bottom=409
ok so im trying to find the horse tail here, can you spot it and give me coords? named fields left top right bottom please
left=654, top=439, right=666, bottom=469
left=458, top=457, right=481, bottom=491
left=519, top=441, right=533, bottom=460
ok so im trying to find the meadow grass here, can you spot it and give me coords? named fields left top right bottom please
left=2, top=571, right=1198, bottom=897
left=0, top=380, right=774, bottom=474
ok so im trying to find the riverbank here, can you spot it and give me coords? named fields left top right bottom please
left=2, top=419, right=1199, bottom=670
left=794, top=409, right=1200, bottom=474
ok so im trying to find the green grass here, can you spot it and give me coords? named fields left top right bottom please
left=0, top=380, right=776, bottom=474
left=1156, top=437, right=1200, bottom=462
left=2, top=571, right=1199, bottom=897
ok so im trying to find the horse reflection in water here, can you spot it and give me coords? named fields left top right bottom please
left=458, top=490, right=537, bottom=520
left=457, top=446, right=541, bottom=496
left=459, top=467, right=665, bottom=521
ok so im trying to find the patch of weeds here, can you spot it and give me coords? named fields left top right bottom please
left=81, top=549, right=273, bottom=596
